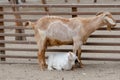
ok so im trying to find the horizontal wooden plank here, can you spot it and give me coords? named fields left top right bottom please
left=0, top=55, right=37, bottom=59
left=0, top=40, right=120, bottom=46
left=0, top=55, right=120, bottom=61
left=0, top=19, right=36, bottom=22
left=0, top=33, right=34, bottom=37
left=0, top=26, right=120, bottom=30
left=82, top=57, right=120, bottom=61
left=85, top=42, right=120, bottom=46
left=98, top=28, right=120, bottom=30
left=90, top=35, right=120, bottom=38
left=84, top=50, right=120, bottom=53
left=0, top=26, right=30, bottom=29
left=1, top=19, right=120, bottom=23
left=0, top=33, right=120, bottom=38
left=0, top=47, right=120, bottom=53
left=0, top=40, right=36, bottom=44
left=0, top=12, right=120, bottom=15
left=0, top=4, right=120, bottom=8
left=0, top=47, right=38, bottom=51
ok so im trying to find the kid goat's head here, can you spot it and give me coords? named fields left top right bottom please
left=96, top=12, right=116, bottom=30
left=68, top=52, right=77, bottom=65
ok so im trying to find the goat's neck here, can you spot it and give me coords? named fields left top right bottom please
left=86, top=16, right=103, bottom=33
left=81, top=16, right=104, bottom=43
left=84, top=16, right=104, bottom=36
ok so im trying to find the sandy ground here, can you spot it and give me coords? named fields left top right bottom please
left=0, top=0, right=120, bottom=80
left=0, top=61, right=120, bottom=80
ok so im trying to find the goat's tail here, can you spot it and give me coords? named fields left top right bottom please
left=24, top=21, right=35, bottom=28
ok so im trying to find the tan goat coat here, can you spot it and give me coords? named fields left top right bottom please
left=25, top=12, right=116, bottom=70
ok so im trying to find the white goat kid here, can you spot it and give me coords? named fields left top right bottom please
left=47, top=52, right=77, bottom=71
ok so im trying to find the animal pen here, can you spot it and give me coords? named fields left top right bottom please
left=0, top=2, right=120, bottom=63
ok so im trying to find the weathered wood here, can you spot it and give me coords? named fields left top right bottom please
left=21, top=0, right=26, bottom=3
left=1, top=4, right=120, bottom=8
left=0, top=7, right=5, bottom=61
left=77, top=0, right=80, bottom=3
left=1, top=18, right=120, bottom=23
left=71, top=7, right=77, bottom=17
left=1, top=11, right=120, bottom=15
left=0, top=33, right=120, bottom=38
left=65, top=0, right=68, bottom=2
left=1, top=40, right=120, bottom=46
left=9, top=0, right=26, bottom=40
left=0, top=55, right=120, bottom=61
left=0, top=3, right=119, bottom=62
left=8, top=0, right=26, bottom=4
left=94, top=0, right=97, bottom=3
left=65, top=0, right=80, bottom=3
left=0, top=26, right=120, bottom=31
left=0, top=47, right=120, bottom=54
left=41, top=0, right=49, bottom=11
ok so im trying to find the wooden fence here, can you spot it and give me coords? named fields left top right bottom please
left=0, top=3, right=120, bottom=62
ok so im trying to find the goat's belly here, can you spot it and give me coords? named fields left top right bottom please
left=47, top=38, right=73, bottom=46
left=46, top=20, right=74, bottom=46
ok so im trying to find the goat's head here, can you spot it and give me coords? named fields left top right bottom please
left=96, top=12, right=116, bottom=30
left=24, top=21, right=35, bottom=28
left=68, top=52, right=77, bottom=65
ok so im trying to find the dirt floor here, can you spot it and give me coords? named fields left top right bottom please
left=0, top=0, right=120, bottom=80
left=0, top=61, right=120, bottom=80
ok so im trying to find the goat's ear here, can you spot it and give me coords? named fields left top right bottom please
left=96, top=12, right=103, bottom=16
left=68, top=52, right=73, bottom=60
left=104, top=16, right=116, bottom=25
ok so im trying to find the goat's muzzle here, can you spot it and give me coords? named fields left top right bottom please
left=106, top=18, right=116, bottom=31
left=107, top=23, right=116, bottom=31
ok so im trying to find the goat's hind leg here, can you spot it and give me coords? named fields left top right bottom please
left=38, top=49, right=47, bottom=70
left=37, top=39, right=47, bottom=70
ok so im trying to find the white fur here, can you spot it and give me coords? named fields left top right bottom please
left=47, top=52, right=77, bottom=71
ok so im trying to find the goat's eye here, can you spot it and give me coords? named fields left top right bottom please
left=105, top=14, right=109, bottom=16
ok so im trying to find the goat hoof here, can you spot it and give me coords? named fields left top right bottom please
left=44, top=64, right=48, bottom=68
left=39, top=65, right=47, bottom=71
left=40, top=67, right=46, bottom=71
left=80, top=65, right=84, bottom=68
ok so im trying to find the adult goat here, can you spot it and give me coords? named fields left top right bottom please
left=25, top=12, right=116, bottom=70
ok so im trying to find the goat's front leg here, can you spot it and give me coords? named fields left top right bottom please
left=77, top=48, right=83, bottom=68
left=73, top=37, right=83, bottom=68
left=83, top=36, right=88, bottom=44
